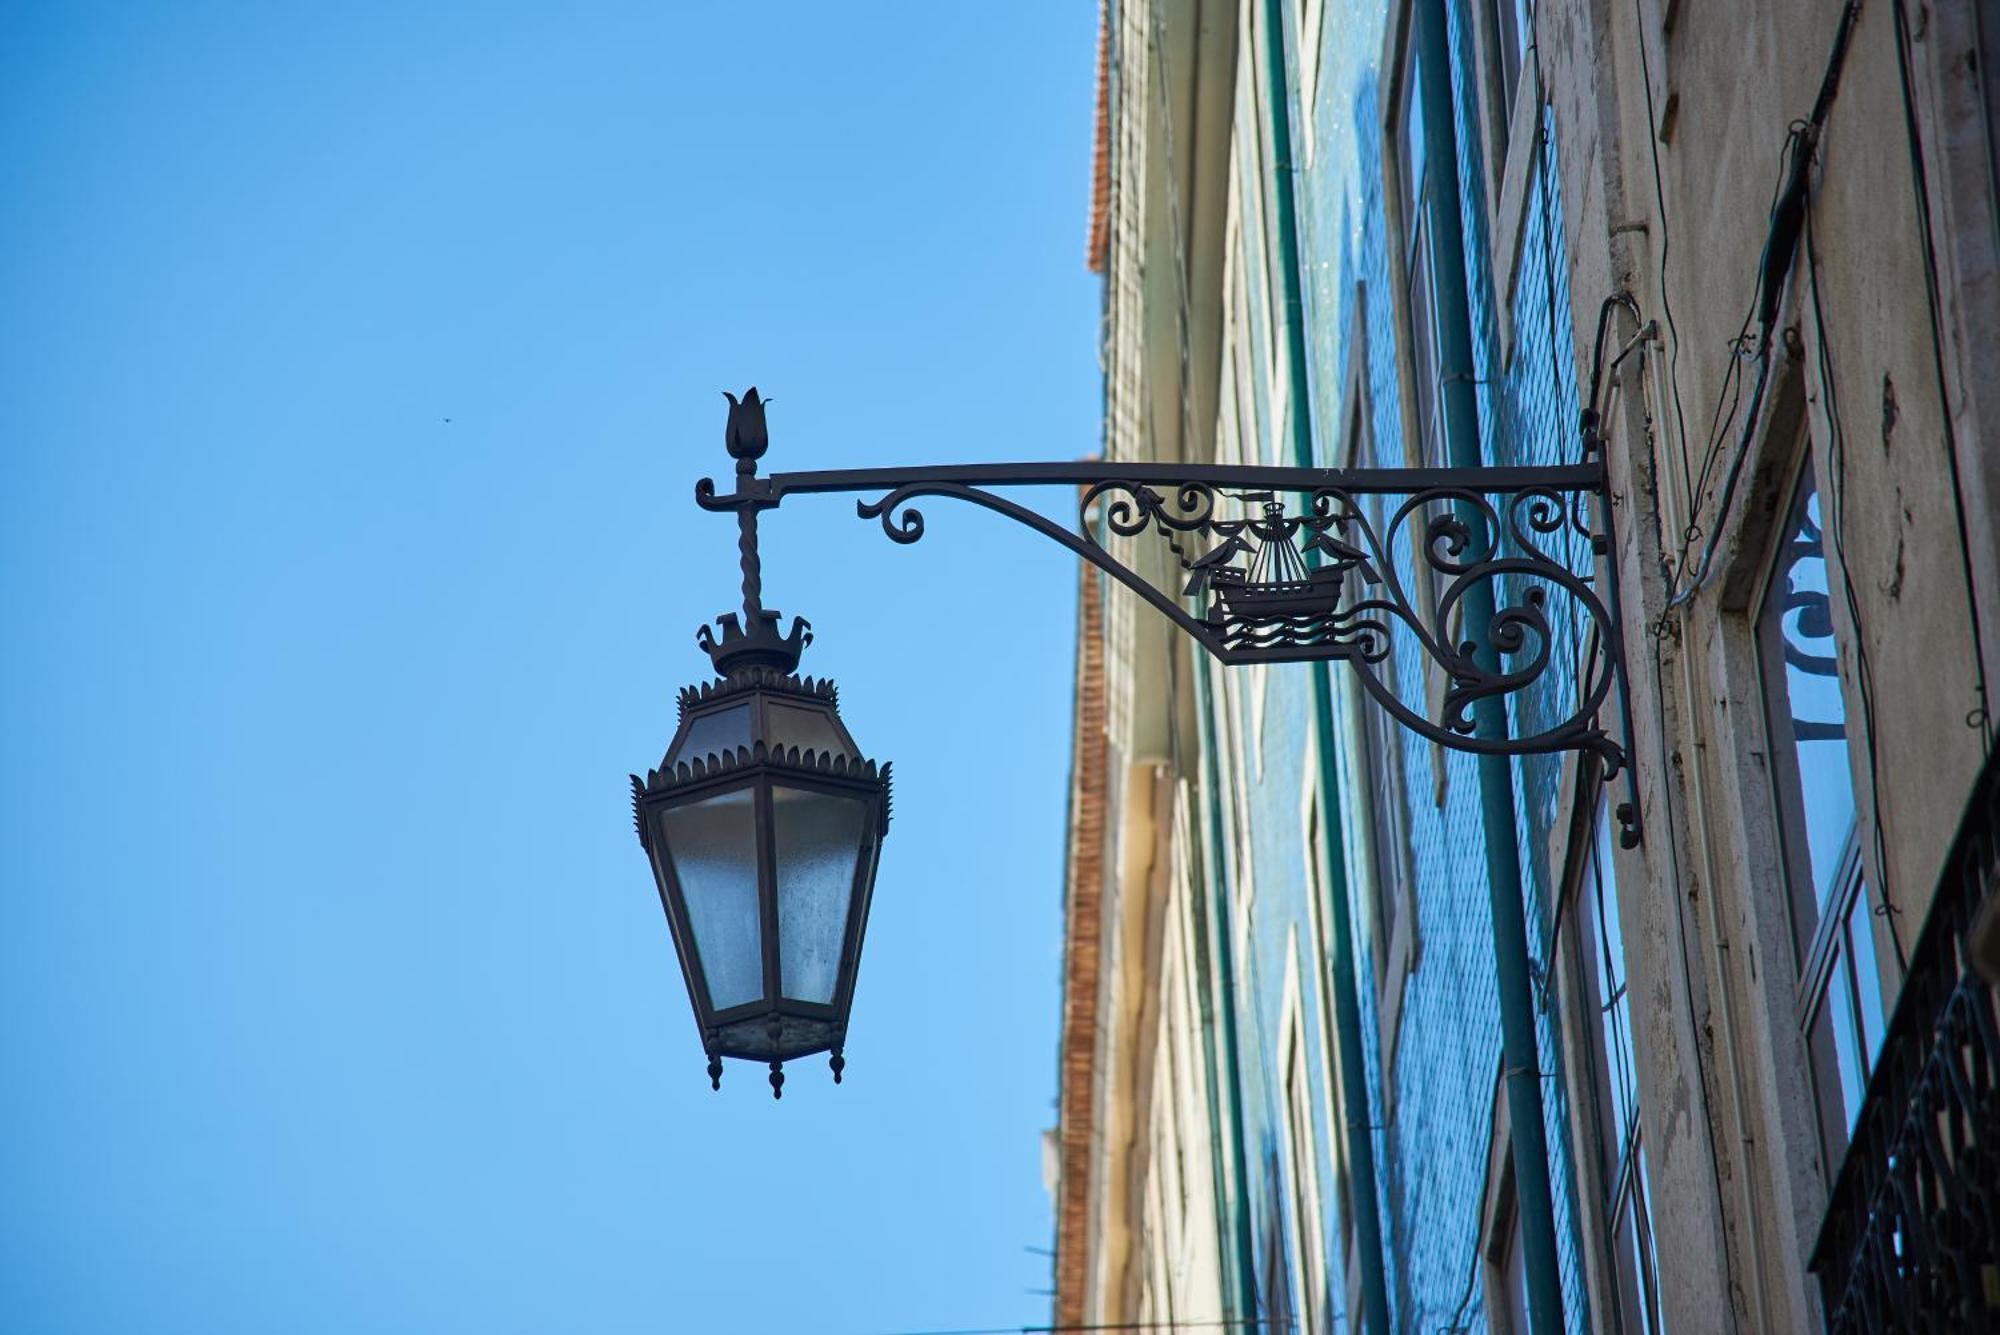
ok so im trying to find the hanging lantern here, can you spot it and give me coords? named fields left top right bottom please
left=633, top=388, right=890, bottom=1097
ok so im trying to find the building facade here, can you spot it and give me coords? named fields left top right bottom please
left=1049, top=2, right=2000, bottom=1332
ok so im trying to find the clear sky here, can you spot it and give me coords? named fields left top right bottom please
left=0, top=5, right=1097, bottom=1331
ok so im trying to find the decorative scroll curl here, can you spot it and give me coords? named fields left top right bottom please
left=1065, top=480, right=1623, bottom=774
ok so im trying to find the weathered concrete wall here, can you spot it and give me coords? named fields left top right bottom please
left=1539, top=0, right=1999, bottom=1328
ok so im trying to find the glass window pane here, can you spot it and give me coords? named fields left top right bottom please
left=1822, top=957, right=1868, bottom=1137
left=1361, top=685, right=1408, bottom=967
left=1492, top=0, right=1532, bottom=114
left=1597, top=824, right=1640, bottom=1165
left=1573, top=832, right=1619, bottom=1178
left=670, top=703, right=752, bottom=767
left=663, top=787, right=763, bottom=1011
left=1613, top=1204, right=1646, bottom=1335
left=1579, top=798, right=1666, bottom=1335
left=1399, top=43, right=1426, bottom=245
left=1634, top=1139, right=1665, bottom=1332
left=764, top=700, right=855, bottom=758
left=1502, top=1211, right=1531, bottom=1335
left=1594, top=809, right=1640, bottom=1170
left=1757, top=461, right=1857, bottom=916
left=1409, top=226, right=1443, bottom=472
left=1846, top=886, right=1886, bottom=1064
left=772, top=786, right=867, bottom=1004
left=1613, top=1180, right=1664, bottom=1335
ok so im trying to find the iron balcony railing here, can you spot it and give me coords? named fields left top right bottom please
left=1810, top=747, right=2000, bottom=1331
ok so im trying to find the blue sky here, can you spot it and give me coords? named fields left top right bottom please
left=0, top=5, right=1097, bottom=1331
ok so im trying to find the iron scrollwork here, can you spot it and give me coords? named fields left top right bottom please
left=700, top=453, right=1638, bottom=844
left=1064, top=477, right=1624, bottom=774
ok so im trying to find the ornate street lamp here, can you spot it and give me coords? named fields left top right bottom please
left=632, top=389, right=890, bottom=1098
left=642, top=380, right=1643, bottom=1094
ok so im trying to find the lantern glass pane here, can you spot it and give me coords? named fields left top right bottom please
left=772, top=785, right=867, bottom=1003
left=663, top=786, right=763, bottom=1010
left=765, top=701, right=854, bottom=758
left=669, top=703, right=752, bottom=767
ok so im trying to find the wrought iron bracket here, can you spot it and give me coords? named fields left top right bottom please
left=696, top=428, right=1643, bottom=848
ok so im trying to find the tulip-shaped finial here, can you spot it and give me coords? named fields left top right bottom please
left=723, top=387, right=769, bottom=464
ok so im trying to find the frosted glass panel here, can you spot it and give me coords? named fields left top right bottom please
left=772, top=786, right=866, bottom=1003
left=765, top=701, right=853, bottom=757
left=669, top=703, right=751, bottom=766
left=663, top=787, right=762, bottom=1010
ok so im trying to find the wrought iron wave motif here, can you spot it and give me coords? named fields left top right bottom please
left=854, top=476, right=1623, bottom=777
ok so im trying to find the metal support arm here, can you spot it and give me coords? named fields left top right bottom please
left=697, top=455, right=1640, bottom=846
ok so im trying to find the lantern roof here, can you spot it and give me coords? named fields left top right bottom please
left=631, top=740, right=891, bottom=803
left=657, top=669, right=870, bottom=776
left=676, top=668, right=840, bottom=719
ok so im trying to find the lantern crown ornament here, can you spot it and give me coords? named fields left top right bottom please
left=635, top=393, right=890, bottom=1097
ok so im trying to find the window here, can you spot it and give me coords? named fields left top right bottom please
left=1359, top=681, right=1414, bottom=979
left=1282, top=1026, right=1327, bottom=1335
left=1472, top=0, right=1542, bottom=358
left=1336, top=358, right=1419, bottom=1056
left=1387, top=20, right=1463, bottom=782
left=1755, top=452, right=1886, bottom=1172
left=1296, top=0, right=1325, bottom=165
left=1300, top=795, right=1354, bottom=1260
left=1479, top=1081, right=1533, bottom=1335
left=1573, top=800, right=1664, bottom=1331
left=1392, top=25, right=1447, bottom=476
left=1259, top=1153, right=1297, bottom=1333
left=1486, top=0, right=1533, bottom=152
left=1496, top=1203, right=1532, bottom=1335
left=1276, top=945, right=1331, bottom=1334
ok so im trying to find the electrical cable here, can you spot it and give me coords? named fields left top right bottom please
left=1657, top=126, right=1798, bottom=611
left=1666, top=1, right=1861, bottom=609
left=1434, top=1230, right=1483, bottom=1334
left=1802, top=201, right=1908, bottom=971
left=1888, top=0, right=1994, bottom=750
left=1628, top=0, right=1695, bottom=522
left=1535, top=292, right=1644, bottom=1013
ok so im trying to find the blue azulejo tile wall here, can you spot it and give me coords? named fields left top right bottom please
left=1218, top=0, right=1599, bottom=1329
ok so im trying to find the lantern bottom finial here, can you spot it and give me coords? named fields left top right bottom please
left=829, top=1048, right=844, bottom=1084
left=707, top=1054, right=723, bottom=1091
left=768, top=1060, right=785, bottom=1100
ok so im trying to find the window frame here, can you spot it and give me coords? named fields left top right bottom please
left=1348, top=658, right=1418, bottom=1045
left=1748, top=442, right=1889, bottom=1177
left=1562, top=789, right=1665, bottom=1334
left=1478, top=1059, right=1534, bottom=1335
left=1294, top=0, right=1325, bottom=168
left=1379, top=6, right=1458, bottom=807
left=1242, top=0, right=1286, bottom=468
left=1465, top=0, right=1547, bottom=361
left=1381, top=1, right=1446, bottom=478
left=1334, top=288, right=1420, bottom=1069
left=1258, top=1150, right=1297, bottom=1333
left=1298, top=780, right=1356, bottom=1305
left=1276, top=949, right=1329, bottom=1335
